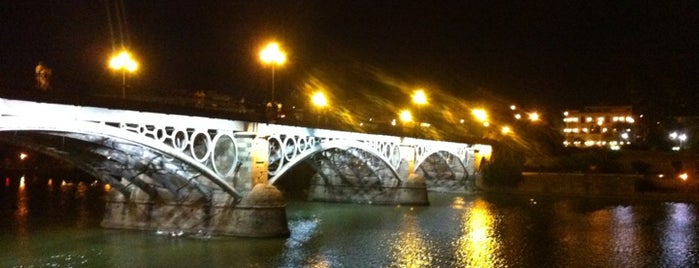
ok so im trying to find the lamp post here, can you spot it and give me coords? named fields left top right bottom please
left=109, top=50, right=138, bottom=99
left=259, top=42, right=287, bottom=104
left=311, top=91, right=328, bottom=125
left=399, top=110, right=413, bottom=124
left=472, top=108, right=488, bottom=126
left=412, top=89, right=427, bottom=125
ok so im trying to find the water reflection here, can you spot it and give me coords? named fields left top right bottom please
left=5, top=178, right=699, bottom=267
left=281, top=217, right=332, bottom=268
left=610, top=206, right=640, bottom=266
left=661, top=202, right=697, bottom=266
left=15, top=175, right=29, bottom=240
left=391, top=211, right=432, bottom=267
left=455, top=199, right=500, bottom=267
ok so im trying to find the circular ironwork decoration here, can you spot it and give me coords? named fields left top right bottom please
left=190, top=130, right=212, bottom=162
left=389, top=143, right=401, bottom=168
left=283, top=136, right=298, bottom=162
left=155, top=126, right=166, bottom=142
left=267, top=135, right=284, bottom=175
left=170, top=128, right=189, bottom=151
left=211, top=132, right=238, bottom=178
left=296, top=136, right=307, bottom=154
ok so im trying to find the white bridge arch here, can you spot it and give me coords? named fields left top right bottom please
left=0, top=97, right=490, bottom=202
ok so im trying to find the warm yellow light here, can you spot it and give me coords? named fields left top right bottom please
left=399, top=110, right=413, bottom=122
left=260, top=42, right=287, bottom=65
left=109, top=51, right=138, bottom=72
left=19, top=152, right=28, bottom=161
left=679, top=173, right=689, bottom=181
left=501, top=126, right=511, bottom=134
left=472, top=109, right=488, bottom=122
left=412, top=89, right=428, bottom=106
left=528, top=112, right=540, bottom=121
left=311, top=91, right=328, bottom=107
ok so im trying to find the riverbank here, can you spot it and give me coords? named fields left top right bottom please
left=476, top=172, right=699, bottom=203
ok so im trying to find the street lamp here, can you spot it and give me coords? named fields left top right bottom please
left=311, top=91, right=328, bottom=125
left=259, top=42, right=287, bottom=104
left=472, top=108, right=488, bottom=126
left=399, top=110, right=413, bottom=124
left=311, top=91, right=328, bottom=108
left=412, top=89, right=427, bottom=126
left=109, top=50, right=138, bottom=99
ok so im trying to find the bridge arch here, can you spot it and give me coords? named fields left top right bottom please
left=415, top=149, right=468, bottom=174
left=0, top=117, right=242, bottom=200
left=268, top=139, right=402, bottom=185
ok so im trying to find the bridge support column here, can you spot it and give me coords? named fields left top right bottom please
left=224, top=137, right=289, bottom=237
left=396, top=145, right=429, bottom=205
left=226, top=183, right=289, bottom=237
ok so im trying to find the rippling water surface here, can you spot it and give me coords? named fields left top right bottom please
left=2, top=175, right=699, bottom=267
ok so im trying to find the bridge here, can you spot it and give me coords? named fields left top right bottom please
left=0, top=96, right=492, bottom=237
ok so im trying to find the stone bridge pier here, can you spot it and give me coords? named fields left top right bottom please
left=100, top=133, right=291, bottom=238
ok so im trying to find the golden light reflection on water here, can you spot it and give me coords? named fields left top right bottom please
left=15, top=176, right=29, bottom=240
left=392, top=212, right=432, bottom=268
left=455, top=199, right=499, bottom=267
left=451, top=196, right=467, bottom=210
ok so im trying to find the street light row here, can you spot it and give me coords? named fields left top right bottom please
left=107, top=42, right=541, bottom=134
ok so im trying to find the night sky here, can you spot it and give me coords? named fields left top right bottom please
left=1, top=1, right=698, bottom=116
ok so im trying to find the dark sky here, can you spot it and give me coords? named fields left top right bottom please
left=1, top=1, right=698, bottom=115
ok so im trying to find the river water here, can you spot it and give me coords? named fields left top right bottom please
left=2, top=174, right=699, bottom=267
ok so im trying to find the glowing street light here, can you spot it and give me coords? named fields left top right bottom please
left=311, top=91, right=328, bottom=125
left=528, top=112, right=540, bottom=122
left=472, top=108, right=488, bottom=123
left=412, top=89, right=428, bottom=106
left=259, top=42, right=287, bottom=103
left=501, top=126, right=511, bottom=135
left=412, top=89, right=428, bottom=126
left=311, top=91, right=328, bottom=108
left=109, top=50, right=138, bottom=99
left=399, top=110, right=413, bottom=123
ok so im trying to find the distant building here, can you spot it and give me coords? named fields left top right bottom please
left=562, top=106, right=637, bottom=150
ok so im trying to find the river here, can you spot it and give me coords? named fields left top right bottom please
left=2, top=173, right=699, bottom=267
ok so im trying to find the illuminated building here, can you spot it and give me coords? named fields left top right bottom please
left=561, top=106, right=636, bottom=150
